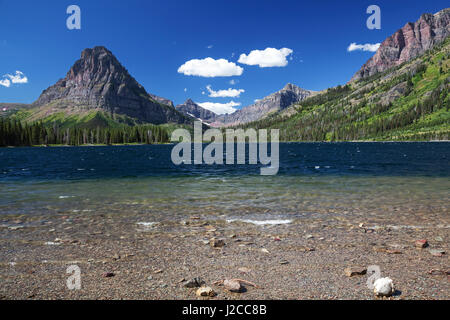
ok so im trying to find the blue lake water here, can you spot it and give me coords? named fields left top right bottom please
left=0, top=143, right=449, bottom=222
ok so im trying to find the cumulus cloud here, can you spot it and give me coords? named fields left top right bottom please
left=6, top=71, right=28, bottom=84
left=1, top=71, right=28, bottom=87
left=0, top=78, right=11, bottom=87
left=178, top=58, right=243, bottom=77
left=206, top=85, right=244, bottom=98
left=197, top=101, right=241, bottom=115
left=347, top=42, right=380, bottom=52
left=238, top=47, right=293, bottom=67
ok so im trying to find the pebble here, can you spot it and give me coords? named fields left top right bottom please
left=223, top=279, right=242, bottom=293
left=103, top=272, right=115, bottom=278
left=344, top=267, right=367, bottom=277
left=429, top=249, right=445, bottom=257
left=183, top=277, right=206, bottom=288
left=279, top=260, right=289, bottom=265
left=299, top=247, right=315, bottom=252
left=210, top=239, right=225, bottom=248
left=415, top=239, right=428, bottom=249
left=8, top=226, right=23, bottom=230
left=260, top=248, right=270, bottom=254
left=238, top=267, right=251, bottom=273
left=196, top=286, right=216, bottom=297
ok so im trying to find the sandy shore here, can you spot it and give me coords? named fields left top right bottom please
left=0, top=210, right=448, bottom=300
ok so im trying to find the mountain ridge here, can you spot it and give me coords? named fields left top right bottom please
left=207, top=83, right=315, bottom=127
left=351, top=8, right=450, bottom=82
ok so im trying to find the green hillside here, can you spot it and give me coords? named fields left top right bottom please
left=237, top=37, right=450, bottom=141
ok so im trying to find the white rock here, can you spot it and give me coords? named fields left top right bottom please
left=196, top=286, right=216, bottom=297
left=373, top=277, right=394, bottom=297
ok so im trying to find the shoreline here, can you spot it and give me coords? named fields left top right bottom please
left=1, top=140, right=449, bottom=149
left=0, top=210, right=448, bottom=300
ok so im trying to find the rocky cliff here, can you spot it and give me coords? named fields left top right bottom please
left=33, top=46, right=189, bottom=124
left=351, top=8, right=450, bottom=81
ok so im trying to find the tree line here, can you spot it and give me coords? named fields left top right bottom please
left=0, top=120, right=170, bottom=147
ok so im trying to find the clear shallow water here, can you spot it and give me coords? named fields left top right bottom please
left=0, top=143, right=449, bottom=221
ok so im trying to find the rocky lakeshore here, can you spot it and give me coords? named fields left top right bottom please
left=0, top=209, right=448, bottom=300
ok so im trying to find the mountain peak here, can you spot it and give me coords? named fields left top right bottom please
left=176, top=99, right=217, bottom=123
left=32, top=46, right=189, bottom=125
left=283, top=83, right=296, bottom=91
left=81, top=46, right=112, bottom=57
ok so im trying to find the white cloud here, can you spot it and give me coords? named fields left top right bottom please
left=0, top=78, right=11, bottom=87
left=229, top=79, right=238, bottom=85
left=206, top=85, right=244, bottom=98
left=6, top=71, right=28, bottom=84
left=178, top=57, right=243, bottom=77
left=254, top=99, right=261, bottom=103
left=347, top=42, right=381, bottom=52
left=238, top=47, right=293, bottom=67
left=207, top=45, right=213, bottom=49
left=0, top=70, right=28, bottom=88
left=197, top=101, right=241, bottom=115
left=184, top=88, right=187, bottom=92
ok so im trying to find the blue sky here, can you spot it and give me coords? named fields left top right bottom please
left=0, top=0, right=448, bottom=114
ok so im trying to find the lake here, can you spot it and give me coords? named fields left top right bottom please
left=1, top=142, right=449, bottom=223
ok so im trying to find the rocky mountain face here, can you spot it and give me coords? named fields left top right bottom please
left=33, top=46, right=189, bottom=124
left=351, top=8, right=450, bottom=81
left=175, top=99, right=217, bottom=123
left=210, top=83, right=315, bottom=127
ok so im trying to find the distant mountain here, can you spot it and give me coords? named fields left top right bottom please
left=31, top=46, right=190, bottom=125
left=210, top=83, right=315, bottom=127
left=175, top=99, right=217, bottom=123
left=351, top=8, right=450, bottom=81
